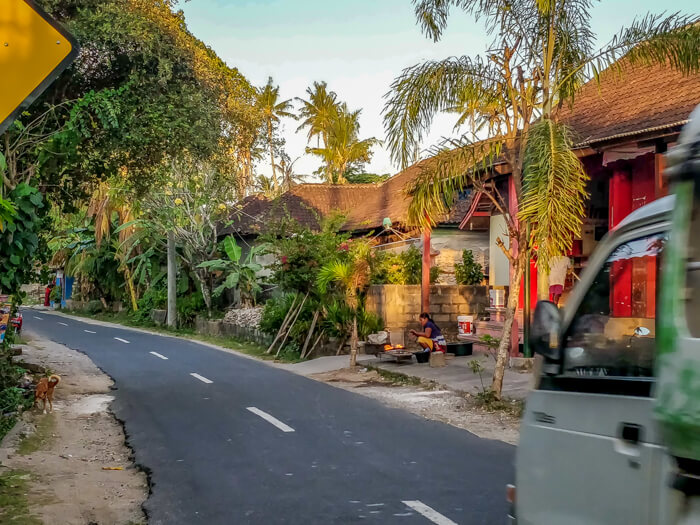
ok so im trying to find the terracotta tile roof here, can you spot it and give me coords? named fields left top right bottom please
left=560, top=58, right=700, bottom=146
left=225, top=160, right=473, bottom=235
left=228, top=59, right=700, bottom=236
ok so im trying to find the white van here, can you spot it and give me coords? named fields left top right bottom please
left=511, top=195, right=678, bottom=524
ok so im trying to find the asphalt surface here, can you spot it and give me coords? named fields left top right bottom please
left=25, top=310, right=514, bottom=525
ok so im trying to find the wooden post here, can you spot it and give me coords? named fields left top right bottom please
left=422, top=228, right=431, bottom=313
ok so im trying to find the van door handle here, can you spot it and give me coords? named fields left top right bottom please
left=619, top=422, right=643, bottom=444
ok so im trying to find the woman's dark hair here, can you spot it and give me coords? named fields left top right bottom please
left=419, top=312, right=434, bottom=323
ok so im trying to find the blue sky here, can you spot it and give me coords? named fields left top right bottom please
left=179, top=0, right=697, bottom=179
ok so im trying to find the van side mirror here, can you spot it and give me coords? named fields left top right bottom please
left=530, top=301, right=562, bottom=361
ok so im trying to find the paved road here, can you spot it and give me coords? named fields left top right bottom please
left=25, top=311, right=514, bottom=525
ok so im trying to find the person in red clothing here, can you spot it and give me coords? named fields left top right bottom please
left=44, top=284, right=52, bottom=307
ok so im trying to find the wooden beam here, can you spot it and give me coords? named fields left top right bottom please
left=421, top=228, right=431, bottom=314
left=574, top=147, right=596, bottom=158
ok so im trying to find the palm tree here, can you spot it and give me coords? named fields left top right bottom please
left=317, top=240, right=372, bottom=367
left=257, top=77, right=295, bottom=191
left=86, top=179, right=141, bottom=311
left=384, top=1, right=699, bottom=396
left=274, top=156, right=305, bottom=191
left=307, top=105, right=379, bottom=184
left=254, top=174, right=280, bottom=198
left=296, top=81, right=340, bottom=148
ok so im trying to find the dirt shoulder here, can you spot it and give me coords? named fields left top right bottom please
left=312, top=367, right=520, bottom=445
left=0, top=333, right=148, bottom=525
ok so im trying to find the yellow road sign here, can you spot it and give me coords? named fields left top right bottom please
left=0, top=0, right=79, bottom=133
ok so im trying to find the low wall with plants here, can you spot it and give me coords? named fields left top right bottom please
left=365, top=284, right=488, bottom=345
left=194, top=317, right=273, bottom=347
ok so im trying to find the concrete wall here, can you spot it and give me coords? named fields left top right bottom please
left=489, top=214, right=510, bottom=287
left=365, top=284, right=489, bottom=347
left=430, top=228, right=489, bottom=284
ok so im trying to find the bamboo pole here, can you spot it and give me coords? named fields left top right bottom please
left=275, top=292, right=308, bottom=357
left=336, top=336, right=348, bottom=356
left=266, top=294, right=298, bottom=354
left=300, top=310, right=320, bottom=358
left=304, top=330, right=325, bottom=360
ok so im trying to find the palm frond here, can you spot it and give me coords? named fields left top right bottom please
left=519, top=119, right=588, bottom=271
left=406, top=136, right=504, bottom=229
left=295, top=81, right=340, bottom=143
left=383, top=55, right=502, bottom=169
left=413, top=0, right=489, bottom=42
left=317, top=261, right=353, bottom=294
left=585, top=13, right=700, bottom=84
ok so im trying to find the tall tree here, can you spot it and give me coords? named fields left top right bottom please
left=275, top=155, right=304, bottom=191
left=257, top=78, right=295, bottom=191
left=307, top=105, right=379, bottom=184
left=384, top=0, right=700, bottom=396
left=296, top=81, right=340, bottom=148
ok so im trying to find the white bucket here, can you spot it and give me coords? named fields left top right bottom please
left=457, top=315, right=474, bottom=336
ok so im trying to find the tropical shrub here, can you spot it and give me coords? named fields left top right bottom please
left=49, top=285, right=62, bottom=303
left=0, top=184, right=46, bottom=295
left=197, top=236, right=264, bottom=307
left=130, top=280, right=167, bottom=323
left=322, top=300, right=354, bottom=339
left=454, top=250, right=485, bottom=285
left=357, top=307, right=384, bottom=339
left=371, top=245, right=440, bottom=285
left=177, top=291, right=205, bottom=327
left=259, top=293, right=298, bottom=335
left=261, top=214, right=350, bottom=294
left=85, top=299, right=104, bottom=314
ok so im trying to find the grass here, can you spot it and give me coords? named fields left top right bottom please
left=471, top=391, right=525, bottom=418
left=0, top=469, right=42, bottom=524
left=61, top=309, right=305, bottom=363
left=369, top=366, right=422, bottom=386
left=17, top=414, right=56, bottom=455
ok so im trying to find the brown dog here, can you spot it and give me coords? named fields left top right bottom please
left=34, top=374, right=60, bottom=413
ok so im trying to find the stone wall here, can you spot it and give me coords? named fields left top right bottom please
left=193, top=317, right=341, bottom=357
left=365, top=284, right=488, bottom=346
left=194, top=316, right=274, bottom=347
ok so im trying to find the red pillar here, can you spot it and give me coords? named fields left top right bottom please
left=422, top=228, right=431, bottom=314
left=610, top=169, right=633, bottom=317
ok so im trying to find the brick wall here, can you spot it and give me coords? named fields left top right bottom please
left=365, top=284, right=488, bottom=346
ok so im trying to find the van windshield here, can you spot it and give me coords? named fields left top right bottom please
left=561, top=232, right=667, bottom=378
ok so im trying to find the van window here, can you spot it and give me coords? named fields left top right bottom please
left=561, top=232, right=667, bottom=379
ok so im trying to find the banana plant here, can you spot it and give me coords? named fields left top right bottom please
left=198, top=236, right=266, bottom=307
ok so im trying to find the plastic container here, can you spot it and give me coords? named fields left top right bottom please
left=447, top=342, right=473, bottom=356
left=415, top=351, right=430, bottom=363
left=457, top=315, right=474, bottom=335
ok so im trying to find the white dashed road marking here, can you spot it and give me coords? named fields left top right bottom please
left=114, top=337, right=130, bottom=344
left=58, top=322, right=68, bottom=326
left=33, top=316, right=43, bottom=320
left=84, top=330, right=97, bottom=334
left=246, top=407, right=295, bottom=433
left=190, top=373, right=213, bottom=384
left=150, top=351, right=168, bottom=360
left=401, top=501, right=458, bottom=525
